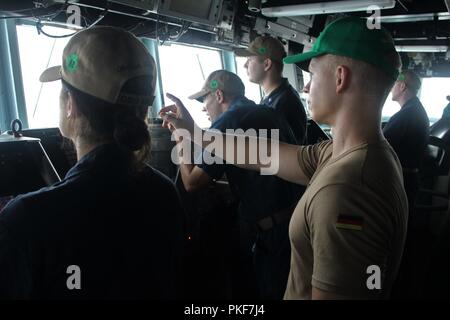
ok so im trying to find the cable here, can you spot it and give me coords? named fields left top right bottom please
left=396, top=0, right=409, bottom=12
left=0, top=0, right=68, bottom=20
left=0, top=12, right=55, bottom=20
left=35, top=2, right=109, bottom=38
left=36, top=20, right=78, bottom=38
left=169, top=21, right=192, bottom=41
left=126, top=21, right=146, bottom=33
left=32, top=36, right=57, bottom=118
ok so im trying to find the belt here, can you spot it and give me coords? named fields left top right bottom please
left=256, top=206, right=294, bottom=232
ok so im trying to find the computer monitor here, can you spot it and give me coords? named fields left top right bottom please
left=158, top=0, right=223, bottom=26
left=0, top=195, right=14, bottom=212
left=20, top=128, right=77, bottom=178
left=0, top=134, right=61, bottom=197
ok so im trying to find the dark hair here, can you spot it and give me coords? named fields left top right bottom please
left=401, top=69, right=421, bottom=94
left=62, top=76, right=153, bottom=170
left=272, top=59, right=284, bottom=74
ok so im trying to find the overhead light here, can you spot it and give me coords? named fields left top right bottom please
left=394, top=37, right=428, bottom=41
left=380, top=12, right=450, bottom=23
left=395, top=45, right=449, bottom=52
left=261, top=0, right=396, bottom=18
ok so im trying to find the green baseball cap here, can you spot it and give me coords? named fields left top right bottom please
left=284, top=16, right=400, bottom=80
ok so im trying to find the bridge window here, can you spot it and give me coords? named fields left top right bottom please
left=235, top=56, right=262, bottom=104
left=420, top=77, right=450, bottom=124
left=382, top=77, right=450, bottom=125
left=382, top=93, right=400, bottom=123
left=16, top=24, right=73, bottom=129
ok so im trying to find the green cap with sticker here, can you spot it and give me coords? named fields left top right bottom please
left=234, top=36, right=286, bottom=63
left=283, top=17, right=400, bottom=80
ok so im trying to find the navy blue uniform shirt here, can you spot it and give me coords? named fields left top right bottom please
left=261, top=78, right=307, bottom=145
left=198, top=97, right=304, bottom=223
left=383, top=97, right=430, bottom=169
left=0, top=143, right=184, bottom=299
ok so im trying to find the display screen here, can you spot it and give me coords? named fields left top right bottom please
left=0, top=137, right=61, bottom=197
left=0, top=195, right=14, bottom=213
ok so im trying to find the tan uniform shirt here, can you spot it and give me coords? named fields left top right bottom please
left=284, top=140, right=408, bottom=299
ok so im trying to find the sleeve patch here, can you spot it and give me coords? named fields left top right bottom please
left=336, top=214, right=364, bottom=231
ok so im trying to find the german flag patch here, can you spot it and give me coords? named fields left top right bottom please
left=336, top=215, right=364, bottom=231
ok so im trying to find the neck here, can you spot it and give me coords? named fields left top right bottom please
left=330, top=101, right=384, bottom=159
left=73, top=137, right=106, bottom=160
left=262, top=73, right=283, bottom=97
left=398, top=93, right=415, bottom=108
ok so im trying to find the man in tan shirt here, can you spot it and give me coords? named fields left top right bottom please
left=160, top=17, right=408, bottom=299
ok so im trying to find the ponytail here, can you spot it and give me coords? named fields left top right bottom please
left=113, top=105, right=151, bottom=168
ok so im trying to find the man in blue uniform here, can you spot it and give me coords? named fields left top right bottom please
left=383, top=70, right=429, bottom=298
left=236, top=36, right=307, bottom=145
left=167, top=70, right=303, bottom=299
left=383, top=70, right=429, bottom=211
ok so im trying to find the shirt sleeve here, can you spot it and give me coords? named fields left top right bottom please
left=196, top=115, right=232, bottom=181
left=308, top=184, right=389, bottom=298
left=297, top=140, right=333, bottom=179
left=196, top=151, right=227, bottom=181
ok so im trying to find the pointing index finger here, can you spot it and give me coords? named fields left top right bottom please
left=166, top=93, right=181, bottom=104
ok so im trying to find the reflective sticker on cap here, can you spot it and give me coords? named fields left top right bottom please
left=66, top=54, right=79, bottom=73
left=397, top=73, right=405, bottom=81
left=258, top=47, right=267, bottom=54
left=210, top=80, right=219, bottom=89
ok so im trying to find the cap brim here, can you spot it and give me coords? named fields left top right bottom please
left=39, top=66, right=62, bottom=82
left=188, top=88, right=210, bottom=103
left=234, top=48, right=257, bottom=57
left=283, top=51, right=324, bottom=71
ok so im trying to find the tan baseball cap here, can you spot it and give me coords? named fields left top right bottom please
left=188, top=70, right=245, bottom=103
left=39, top=26, right=156, bottom=106
left=234, top=36, right=286, bottom=63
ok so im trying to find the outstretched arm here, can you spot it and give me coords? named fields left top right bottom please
left=160, top=93, right=310, bottom=185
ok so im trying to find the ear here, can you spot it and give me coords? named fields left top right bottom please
left=335, top=65, right=351, bottom=94
left=399, top=81, right=407, bottom=92
left=263, top=58, right=272, bottom=72
left=215, top=89, right=225, bottom=104
left=66, top=92, right=78, bottom=119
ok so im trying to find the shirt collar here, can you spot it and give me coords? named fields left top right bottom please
left=228, top=96, right=255, bottom=111
left=210, top=96, right=256, bottom=128
left=65, top=143, right=132, bottom=179
left=262, top=78, right=289, bottom=102
left=402, top=96, right=420, bottom=110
